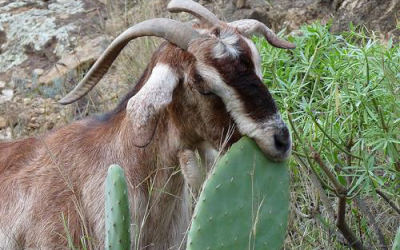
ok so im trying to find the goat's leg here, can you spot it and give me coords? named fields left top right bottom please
left=197, top=141, right=218, bottom=174
left=178, top=142, right=218, bottom=190
left=179, top=150, right=202, bottom=189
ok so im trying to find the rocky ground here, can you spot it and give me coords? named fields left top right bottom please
left=0, top=0, right=398, bottom=141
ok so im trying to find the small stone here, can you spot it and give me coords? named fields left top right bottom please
left=45, top=98, right=53, bottom=106
left=45, top=121, right=55, bottom=130
left=0, top=127, right=12, bottom=140
left=33, top=68, right=44, bottom=76
left=1, top=89, right=14, bottom=101
left=37, top=108, right=46, bottom=114
left=0, top=117, right=7, bottom=129
left=27, top=122, right=39, bottom=129
left=8, top=80, right=15, bottom=89
left=0, top=81, right=5, bottom=89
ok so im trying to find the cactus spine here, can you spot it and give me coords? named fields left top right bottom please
left=187, top=137, right=290, bottom=250
left=105, top=164, right=131, bottom=250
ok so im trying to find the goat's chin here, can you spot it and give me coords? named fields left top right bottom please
left=254, top=138, right=292, bottom=162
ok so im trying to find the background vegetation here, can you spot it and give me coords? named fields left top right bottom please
left=256, top=22, right=399, bottom=249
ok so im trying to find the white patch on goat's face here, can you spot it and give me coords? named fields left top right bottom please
left=212, top=33, right=240, bottom=59
left=243, top=37, right=263, bottom=79
left=205, top=27, right=241, bottom=59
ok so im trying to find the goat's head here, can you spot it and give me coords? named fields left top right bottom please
left=59, top=0, right=294, bottom=161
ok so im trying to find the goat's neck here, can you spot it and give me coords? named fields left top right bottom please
left=113, top=109, right=187, bottom=185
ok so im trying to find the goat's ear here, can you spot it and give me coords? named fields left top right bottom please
left=126, top=63, right=179, bottom=147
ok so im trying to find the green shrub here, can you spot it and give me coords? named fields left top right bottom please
left=256, top=22, right=399, bottom=249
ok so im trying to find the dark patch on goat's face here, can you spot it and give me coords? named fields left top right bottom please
left=211, top=38, right=278, bottom=122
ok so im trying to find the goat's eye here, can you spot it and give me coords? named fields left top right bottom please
left=193, top=73, right=215, bottom=96
left=198, top=89, right=215, bottom=96
left=195, top=74, right=203, bottom=83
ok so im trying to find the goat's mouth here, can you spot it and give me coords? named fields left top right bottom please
left=254, top=136, right=291, bottom=162
left=218, top=111, right=291, bottom=161
left=218, top=125, right=291, bottom=162
left=236, top=118, right=292, bottom=162
left=251, top=123, right=292, bottom=162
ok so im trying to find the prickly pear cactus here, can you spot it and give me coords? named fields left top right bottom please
left=187, top=137, right=290, bottom=250
left=393, top=226, right=400, bottom=250
left=105, top=164, right=131, bottom=250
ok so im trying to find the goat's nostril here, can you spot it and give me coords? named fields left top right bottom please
left=274, top=127, right=290, bottom=152
left=281, top=126, right=289, bottom=138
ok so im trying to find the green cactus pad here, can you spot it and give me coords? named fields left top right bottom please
left=393, top=226, right=400, bottom=250
left=105, top=164, right=131, bottom=250
left=187, top=137, right=290, bottom=250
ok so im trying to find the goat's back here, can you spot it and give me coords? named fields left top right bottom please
left=0, top=137, right=39, bottom=176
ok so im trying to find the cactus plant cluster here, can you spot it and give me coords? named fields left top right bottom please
left=187, top=136, right=290, bottom=250
left=103, top=137, right=290, bottom=250
left=105, top=164, right=131, bottom=250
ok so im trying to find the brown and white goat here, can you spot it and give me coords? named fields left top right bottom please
left=0, top=0, right=294, bottom=249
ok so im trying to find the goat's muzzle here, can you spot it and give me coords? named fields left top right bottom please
left=253, top=121, right=292, bottom=162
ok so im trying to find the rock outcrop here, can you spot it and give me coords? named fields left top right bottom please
left=0, top=0, right=108, bottom=85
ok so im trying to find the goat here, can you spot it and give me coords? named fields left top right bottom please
left=0, top=0, right=294, bottom=249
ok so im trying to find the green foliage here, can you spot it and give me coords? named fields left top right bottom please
left=256, top=22, right=399, bottom=196
left=105, top=165, right=131, bottom=250
left=187, top=137, right=289, bottom=250
left=255, top=22, right=399, bottom=249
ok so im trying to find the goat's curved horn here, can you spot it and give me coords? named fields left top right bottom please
left=60, top=18, right=199, bottom=105
left=167, top=0, right=220, bottom=27
left=230, top=19, right=296, bottom=49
